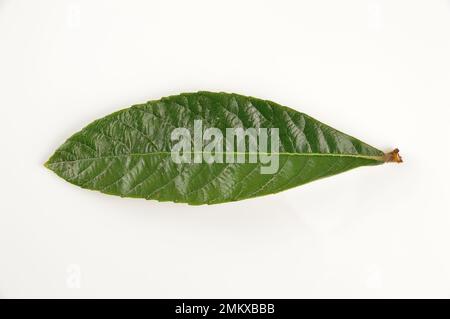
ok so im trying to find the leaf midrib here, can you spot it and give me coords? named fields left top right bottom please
left=47, top=151, right=384, bottom=166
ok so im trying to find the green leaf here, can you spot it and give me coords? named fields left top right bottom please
left=45, top=91, right=400, bottom=205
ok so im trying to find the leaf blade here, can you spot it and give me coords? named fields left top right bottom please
left=46, top=92, right=386, bottom=205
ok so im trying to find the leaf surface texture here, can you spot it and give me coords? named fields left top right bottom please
left=46, top=92, right=385, bottom=205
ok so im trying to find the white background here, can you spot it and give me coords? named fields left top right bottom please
left=1, top=0, right=449, bottom=298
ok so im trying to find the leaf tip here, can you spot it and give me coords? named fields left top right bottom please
left=43, top=159, right=52, bottom=170
left=384, top=148, right=403, bottom=163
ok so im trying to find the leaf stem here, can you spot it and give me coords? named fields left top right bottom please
left=384, top=148, right=403, bottom=163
